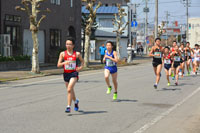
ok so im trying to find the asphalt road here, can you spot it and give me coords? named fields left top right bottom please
left=0, top=62, right=200, bottom=133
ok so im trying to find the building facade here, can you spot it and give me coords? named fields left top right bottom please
left=82, top=0, right=130, bottom=6
left=0, top=0, right=81, bottom=63
left=95, top=0, right=130, bottom=6
left=188, top=18, right=200, bottom=48
left=82, top=5, right=129, bottom=60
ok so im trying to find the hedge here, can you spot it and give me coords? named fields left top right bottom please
left=0, top=55, right=31, bottom=62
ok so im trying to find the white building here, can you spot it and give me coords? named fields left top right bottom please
left=188, top=18, right=200, bottom=48
left=82, top=6, right=129, bottom=60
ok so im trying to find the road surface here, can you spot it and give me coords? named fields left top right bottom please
left=0, top=62, right=200, bottom=133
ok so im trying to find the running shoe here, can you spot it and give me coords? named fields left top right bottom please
left=65, top=107, right=71, bottom=113
left=179, top=72, right=182, bottom=76
left=160, top=73, right=162, bottom=77
left=154, top=84, right=157, bottom=89
left=175, top=82, right=178, bottom=86
left=167, top=82, right=171, bottom=86
left=189, top=67, right=192, bottom=72
left=191, top=72, right=195, bottom=75
left=171, top=73, right=174, bottom=77
left=106, top=86, right=112, bottom=94
left=187, top=72, right=190, bottom=76
left=113, top=93, right=117, bottom=100
left=74, top=99, right=79, bottom=111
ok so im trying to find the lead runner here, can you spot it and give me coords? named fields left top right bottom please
left=57, top=37, right=84, bottom=113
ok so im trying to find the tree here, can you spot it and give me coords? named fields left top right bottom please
left=16, top=0, right=50, bottom=74
left=158, top=21, right=165, bottom=38
left=81, top=13, right=98, bottom=58
left=82, top=0, right=101, bottom=67
left=112, top=4, right=129, bottom=59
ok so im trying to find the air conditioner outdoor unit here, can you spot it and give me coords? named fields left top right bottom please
left=0, top=34, right=12, bottom=57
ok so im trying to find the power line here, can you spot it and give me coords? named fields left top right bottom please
left=139, top=1, right=180, bottom=5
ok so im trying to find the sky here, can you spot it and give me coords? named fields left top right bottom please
left=130, top=0, right=200, bottom=25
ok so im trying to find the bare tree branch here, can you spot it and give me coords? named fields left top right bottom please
left=37, top=15, right=46, bottom=28
left=15, top=6, right=26, bottom=11
left=93, top=2, right=102, bottom=15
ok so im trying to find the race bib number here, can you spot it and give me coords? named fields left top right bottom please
left=164, top=59, right=171, bottom=64
left=106, top=59, right=115, bottom=67
left=65, top=61, right=76, bottom=70
left=174, top=56, right=180, bottom=62
left=187, top=52, right=191, bottom=56
left=154, top=52, right=161, bottom=58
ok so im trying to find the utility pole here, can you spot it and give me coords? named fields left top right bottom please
left=165, top=11, right=170, bottom=46
left=128, top=3, right=134, bottom=46
left=0, top=0, right=1, bottom=34
left=144, top=0, right=149, bottom=54
left=154, top=0, right=158, bottom=39
left=186, top=0, right=189, bottom=41
left=131, top=4, right=137, bottom=49
left=128, top=4, right=132, bottom=47
left=181, top=0, right=190, bottom=42
left=127, top=3, right=137, bottom=63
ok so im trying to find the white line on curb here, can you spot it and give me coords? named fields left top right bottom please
left=0, top=71, right=103, bottom=90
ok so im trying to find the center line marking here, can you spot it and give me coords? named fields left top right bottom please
left=134, top=86, right=200, bottom=133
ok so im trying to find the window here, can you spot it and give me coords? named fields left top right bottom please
left=5, top=26, right=20, bottom=47
left=50, top=29, right=61, bottom=48
left=189, top=23, right=191, bottom=29
left=5, top=15, right=13, bottom=21
left=192, top=24, right=194, bottom=29
left=99, top=18, right=113, bottom=28
left=50, top=0, right=60, bottom=5
left=13, top=16, right=21, bottom=22
left=5, top=14, right=21, bottom=22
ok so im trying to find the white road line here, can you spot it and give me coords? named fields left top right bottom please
left=134, top=86, right=200, bottom=133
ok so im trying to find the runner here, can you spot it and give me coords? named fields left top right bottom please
left=179, top=43, right=186, bottom=78
left=170, top=41, right=177, bottom=80
left=162, top=46, right=172, bottom=86
left=191, top=50, right=195, bottom=75
left=149, top=38, right=164, bottom=89
left=192, top=44, right=200, bottom=75
left=172, top=45, right=182, bottom=85
left=103, top=41, right=119, bottom=100
left=57, top=37, right=84, bottom=113
left=185, top=42, right=192, bottom=76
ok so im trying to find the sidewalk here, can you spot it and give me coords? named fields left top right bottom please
left=0, top=55, right=151, bottom=82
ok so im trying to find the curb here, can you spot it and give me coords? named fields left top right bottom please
left=0, top=59, right=151, bottom=82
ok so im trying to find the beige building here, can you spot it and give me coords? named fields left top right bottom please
left=188, top=18, right=200, bottom=48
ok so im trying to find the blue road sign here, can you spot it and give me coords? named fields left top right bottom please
left=147, top=40, right=150, bottom=44
left=131, top=21, right=138, bottom=27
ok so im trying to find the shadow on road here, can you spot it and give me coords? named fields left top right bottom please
left=78, top=80, right=102, bottom=83
left=142, top=103, right=173, bottom=108
left=67, top=110, right=107, bottom=116
left=178, top=83, right=194, bottom=86
left=158, top=88, right=181, bottom=91
left=113, top=99, right=138, bottom=103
